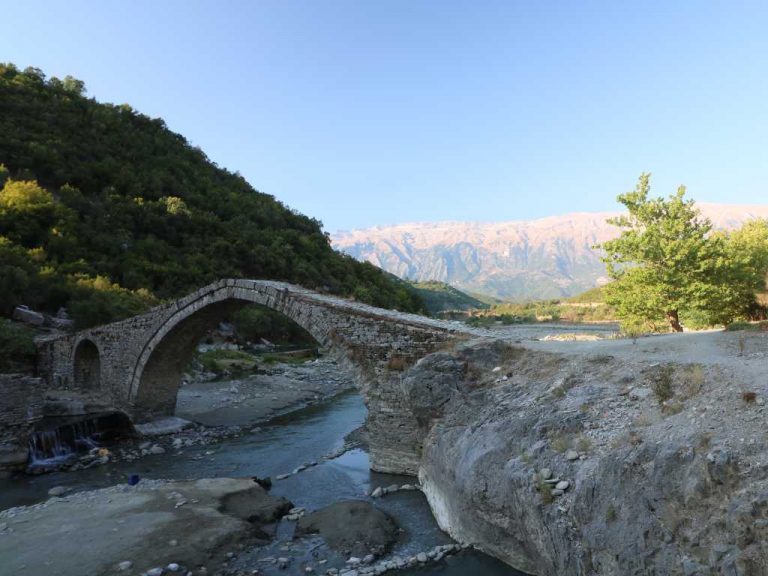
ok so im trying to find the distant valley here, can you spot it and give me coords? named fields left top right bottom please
left=332, top=204, right=768, bottom=300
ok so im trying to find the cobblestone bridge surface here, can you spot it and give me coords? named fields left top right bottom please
left=35, top=279, right=474, bottom=474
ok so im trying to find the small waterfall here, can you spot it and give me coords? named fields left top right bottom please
left=27, top=412, right=133, bottom=470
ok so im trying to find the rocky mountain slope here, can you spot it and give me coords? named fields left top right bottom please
left=332, top=204, right=768, bottom=300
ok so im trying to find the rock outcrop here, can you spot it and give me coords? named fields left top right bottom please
left=0, top=477, right=292, bottom=575
left=295, top=500, right=399, bottom=557
left=400, top=333, right=768, bottom=575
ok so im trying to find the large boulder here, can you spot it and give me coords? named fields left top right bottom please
left=295, top=500, right=398, bottom=556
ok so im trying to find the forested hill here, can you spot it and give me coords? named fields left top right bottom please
left=0, top=64, right=424, bottom=327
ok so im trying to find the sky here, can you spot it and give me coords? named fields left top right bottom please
left=3, top=1, right=768, bottom=232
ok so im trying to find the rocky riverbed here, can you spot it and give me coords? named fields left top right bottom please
left=0, top=357, right=521, bottom=576
left=176, top=355, right=356, bottom=426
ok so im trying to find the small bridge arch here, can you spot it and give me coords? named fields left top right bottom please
left=73, top=338, right=101, bottom=390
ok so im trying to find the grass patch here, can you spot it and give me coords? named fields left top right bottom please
left=537, top=480, right=554, bottom=504
left=726, top=321, right=768, bottom=332
left=576, top=434, right=592, bottom=453
left=198, top=348, right=256, bottom=373
left=549, top=432, right=569, bottom=453
left=260, top=350, right=317, bottom=365
left=661, top=400, right=684, bottom=416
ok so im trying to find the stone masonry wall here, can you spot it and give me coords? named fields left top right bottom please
left=0, top=374, right=45, bottom=474
left=36, top=279, right=474, bottom=475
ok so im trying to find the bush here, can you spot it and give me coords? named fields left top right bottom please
left=0, top=319, right=36, bottom=371
left=651, top=365, right=674, bottom=405
left=233, top=305, right=316, bottom=346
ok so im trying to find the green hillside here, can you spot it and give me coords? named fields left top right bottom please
left=0, top=64, right=424, bottom=328
left=565, top=285, right=607, bottom=303
left=409, top=280, right=491, bottom=314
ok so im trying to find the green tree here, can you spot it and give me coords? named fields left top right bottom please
left=600, top=174, right=719, bottom=332
left=707, top=219, right=768, bottom=323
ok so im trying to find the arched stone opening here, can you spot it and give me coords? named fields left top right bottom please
left=73, top=339, right=101, bottom=390
left=132, top=299, right=321, bottom=420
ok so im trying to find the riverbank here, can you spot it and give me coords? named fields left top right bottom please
left=0, top=369, right=521, bottom=576
left=176, top=355, right=356, bottom=426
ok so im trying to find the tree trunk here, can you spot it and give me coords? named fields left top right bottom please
left=666, top=310, right=683, bottom=332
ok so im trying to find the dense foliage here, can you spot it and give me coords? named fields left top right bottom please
left=0, top=64, right=424, bottom=328
left=0, top=319, right=36, bottom=371
left=408, top=280, right=491, bottom=315
left=232, top=306, right=316, bottom=347
left=468, top=296, right=615, bottom=326
left=599, top=174, right=768, bottom=332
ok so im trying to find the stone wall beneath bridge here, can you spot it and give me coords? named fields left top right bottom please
left=0, top=374, right=45, bottom=474
left=36, top=279, right=474, bottom=474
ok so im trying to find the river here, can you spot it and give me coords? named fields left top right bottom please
left=0, top=383, right=524, bottom=575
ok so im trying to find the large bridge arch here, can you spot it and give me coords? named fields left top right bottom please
left=38, top=279, right=473, bottom=474
left=128, top=284, right=334, bottom=419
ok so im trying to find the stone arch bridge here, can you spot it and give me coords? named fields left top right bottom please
left=37, top=279, right=472, bottom=473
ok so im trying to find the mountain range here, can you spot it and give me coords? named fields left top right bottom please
left=332, top=204, right=768, bottom=301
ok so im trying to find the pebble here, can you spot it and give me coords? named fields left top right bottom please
left=167, top=563, right=181, bottom=572
left=371, top=487, right=383, bottom=498
left=149, top=445, right=166, bottom=455
left=48, top=486, right=67, bottom=497
left=540, top=468, right=553, bottom=480
left=565, top=450, right=579, bottom=461
left=145, top=568, right=163, bottom=576
left=117, top=560, right=133, bottom=571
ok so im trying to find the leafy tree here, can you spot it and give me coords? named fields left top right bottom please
left=600, top=175, right=768, bottom=331
left=707, top=219, right=768, bottom=323
left=600, top=174, right=713, bottom=331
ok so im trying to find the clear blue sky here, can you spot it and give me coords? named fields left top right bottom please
left=3, top=1, right=768, bottom=231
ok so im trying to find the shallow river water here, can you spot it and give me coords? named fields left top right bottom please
left=0, top=391, right=523, bottom=575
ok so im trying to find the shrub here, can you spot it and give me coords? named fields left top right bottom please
left=680, top=364, right=704, bottom=399
left=537, top=480, right=553, bottom=504
left=549, top=432, right=569, bottom=453
left=742, top=391, right=757, bottom=404
left=0, top=319, right=36, bottom=371
left=386, top=354, right=411, bottom=372
left=576, top=434, right=592, bottom=453
left=650, top=365, right=674, bottom=405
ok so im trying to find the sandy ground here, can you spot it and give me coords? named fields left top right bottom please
left=176, top=356, right=355, bottom=426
